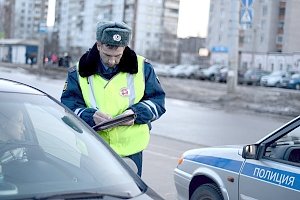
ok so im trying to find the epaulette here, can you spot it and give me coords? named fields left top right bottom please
left=144, top=58, right=151, bottom=64
left=68, top=66, right=76, bottom=73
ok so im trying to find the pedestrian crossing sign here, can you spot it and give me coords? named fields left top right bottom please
left=240, top=7, right=253, bottom=24
left=241, top=0, right=254, bottom=7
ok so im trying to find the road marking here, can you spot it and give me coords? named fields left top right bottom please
left=148, top=143, right=185, bottom=154
left=144, top=149, right=178, bottom=160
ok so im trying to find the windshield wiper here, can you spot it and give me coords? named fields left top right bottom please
left=36, top=191, right=133, bottom=199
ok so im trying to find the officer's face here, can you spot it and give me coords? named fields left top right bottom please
left=97, top=43, right=125, bottom=68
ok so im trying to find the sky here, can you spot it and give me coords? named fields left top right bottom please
left=177, top=0, right=210, bottom=38
left=46, top=0, right=56, bottom=27
left=47, top=0, right=210, bottom=38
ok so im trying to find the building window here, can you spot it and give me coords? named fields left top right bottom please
left=261, top=20, right=266, bottom=29
left=260, top=35, right=264, bottom=43
left=276, top=35, right=283, bottom=44
left=279, top=8, right=285, bottom=15
left=168, top=8, right=178, bottom=14
left=278, top=21, right=284, bottom=28
left=242, top=62, right=248, bottom=68
left=262, top=5, right=267, bottom=16
left=258, top=63, right=262, bottom=69
left=220, top=9, right=225, bottom=18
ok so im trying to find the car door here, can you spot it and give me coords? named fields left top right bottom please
left=238, top=124, right=300, bottom=200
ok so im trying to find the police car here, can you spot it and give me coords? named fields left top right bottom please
left=174, top=116, right=300, bottom=200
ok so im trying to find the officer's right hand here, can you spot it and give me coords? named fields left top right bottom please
left=93, top=111, right=112, bottom=125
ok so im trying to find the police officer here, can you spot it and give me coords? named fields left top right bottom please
left=60, top=21, right=166, bottom=176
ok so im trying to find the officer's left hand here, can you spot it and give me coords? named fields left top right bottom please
left=120, top=109, right=135, bottom=126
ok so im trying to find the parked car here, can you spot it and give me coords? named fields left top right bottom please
left=0, top=78, right=163, bottom=200
left=287, top=73, right=300, bottom=90
left=215, top=67, right=228, bottom=83
left=153, top=63, right=173, bottom=77
left=168, top=65, right=187, bottom=78
left=196, top=65, right=227, bottom=81
left=177, top=65, right=201, bottom=79
left=242, top=69, right=270, bottom=85
left=260, top=70, right=290, bottom=87
left=174, top=116, right=300, bottom=200
left=215, top=67, right=246, bottom=84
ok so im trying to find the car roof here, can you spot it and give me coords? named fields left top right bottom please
left=0, top=78, right=45, bottom=95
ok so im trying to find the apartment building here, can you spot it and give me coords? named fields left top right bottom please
left=281, top=0, right=300, bottom=53
left=55, top=0, right=179, bottom=63
left=1, top=0, right=49, bottom=39
left=207, top=0, right=300, bottom=72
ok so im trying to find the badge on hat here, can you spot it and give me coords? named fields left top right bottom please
left=113, top=34, right=121, bottom=42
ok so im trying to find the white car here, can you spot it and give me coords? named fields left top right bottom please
left=260, top=71, right=289, bottom=87
left=174, top=116, right=300, bottom=200
left=198, top=65, right=227, bottom=81
left=171, top=65, right=200, bottom=79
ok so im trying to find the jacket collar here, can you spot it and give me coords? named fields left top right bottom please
left=78, top=43, right=138, bottom=77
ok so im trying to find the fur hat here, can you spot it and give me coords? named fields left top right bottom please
left=96, top=21, right=132, bottom=47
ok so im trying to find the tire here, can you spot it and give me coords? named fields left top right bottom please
left=209, top=75, right=215, bottom=81
left=190, top=183, right=223, bottom=200
left=295, top=84, right=300, bottom=90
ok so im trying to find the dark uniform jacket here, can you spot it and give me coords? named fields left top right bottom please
left=60, top=43, right=166, bottom=129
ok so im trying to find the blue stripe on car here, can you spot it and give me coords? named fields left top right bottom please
left=184, top=155, right=300, bottom=191
left=184, top=155, right=242, bottom=173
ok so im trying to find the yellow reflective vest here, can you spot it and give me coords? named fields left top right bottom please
left=78, top=55, right=149, bottom=156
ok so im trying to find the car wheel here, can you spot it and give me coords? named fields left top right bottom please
left=209, top=75, right=215, bottom=81
left=296, top=84, right=300, bottom=90
left=190, top=183, right=223, bottom=200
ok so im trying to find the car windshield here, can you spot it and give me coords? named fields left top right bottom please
left=270, top=71, right=284, bottom=76
left=291, top=73, right=300, bottom=79
left=0, top=93, right=142, bottom=199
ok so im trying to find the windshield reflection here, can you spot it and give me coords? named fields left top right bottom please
left=0, top=93, right=142, bottom=199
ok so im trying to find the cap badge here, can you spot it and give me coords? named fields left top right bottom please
left=113, top=34, right=121, bottom=42
left=120, top=87, right=130, bottom=97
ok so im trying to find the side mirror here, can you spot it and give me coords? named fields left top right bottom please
left=242, top=144, right=258, bottom=159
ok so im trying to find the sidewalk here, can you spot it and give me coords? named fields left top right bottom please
left=0, top=62, right=68, bottom=80
left=159, top=76, right=300, bottom=118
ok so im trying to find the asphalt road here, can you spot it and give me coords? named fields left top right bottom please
left=143, top=135, right=201, bottom=200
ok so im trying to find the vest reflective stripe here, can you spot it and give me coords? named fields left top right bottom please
left=127, top=73, right=135, bottom=106
left=87, top=76, right=98, bottom=109
left=78, top=55, right=149, bottom=156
